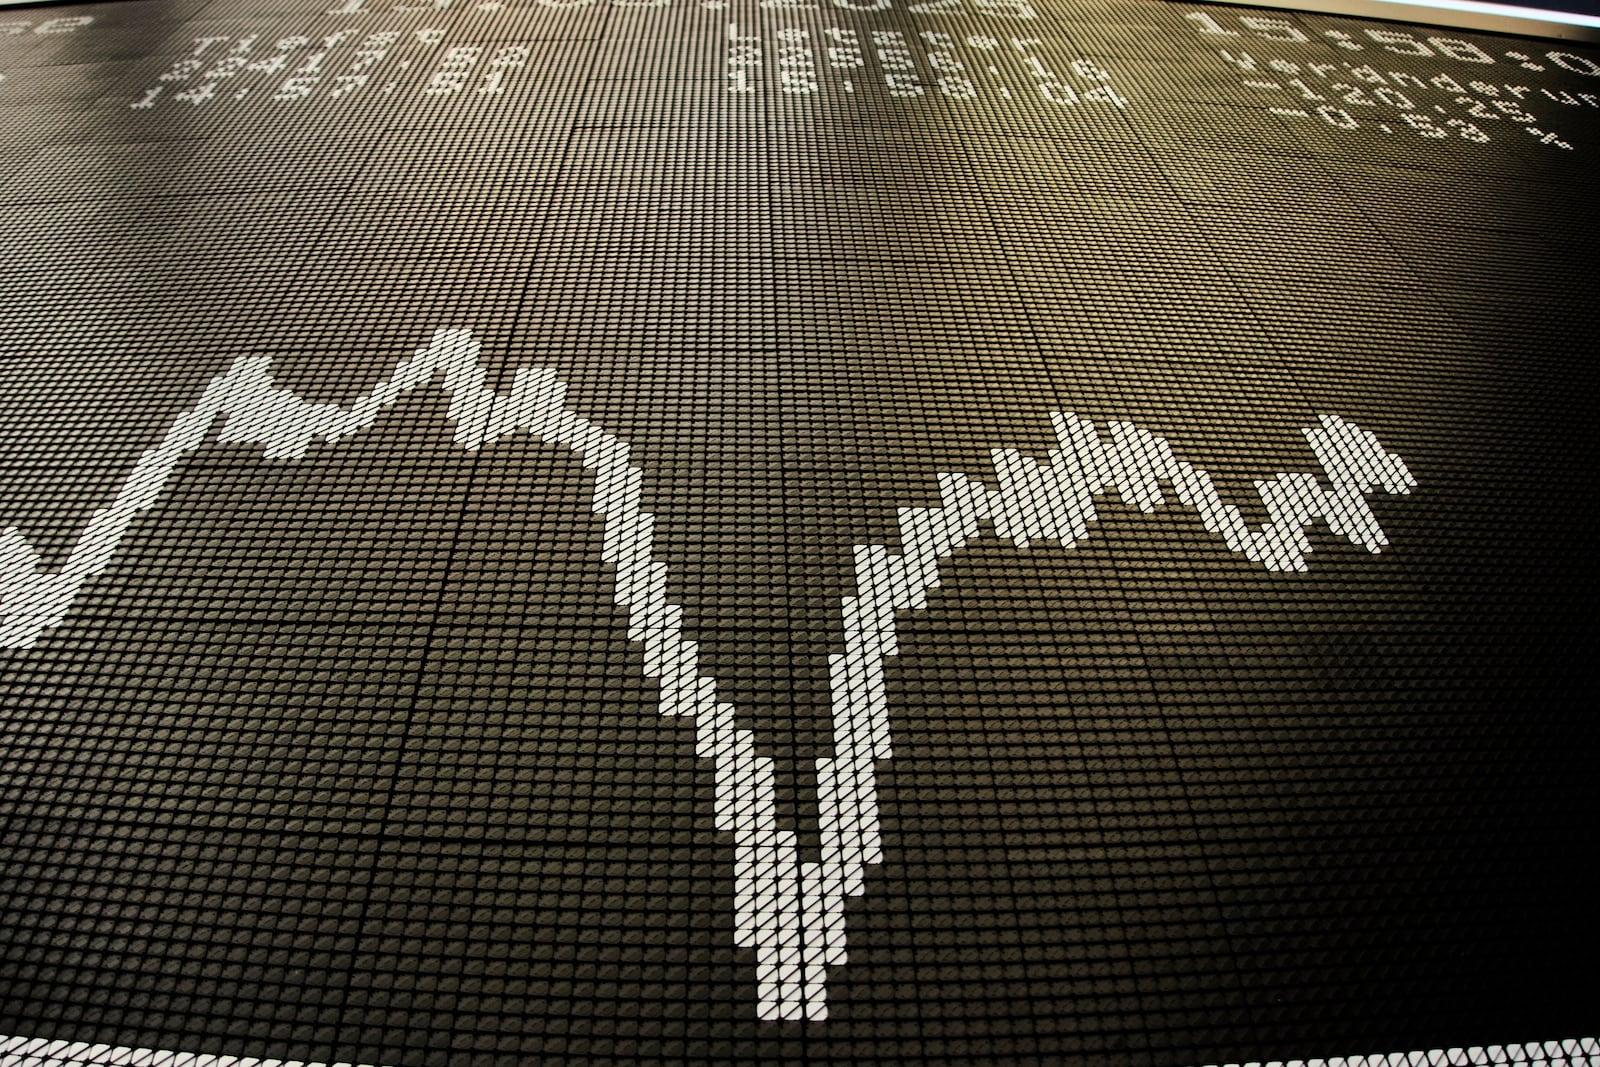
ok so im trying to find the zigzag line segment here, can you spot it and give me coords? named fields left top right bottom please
left=0, top=328, right=1416, bottom=1020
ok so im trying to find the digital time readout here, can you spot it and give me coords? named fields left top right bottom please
left=1188, top=9, right=1597, bottom=148
left=7, top=0, right=1593, bottom=157
left=726, top=25, right=1127, bottom=107
left=127, top=29, right=538, bottom=109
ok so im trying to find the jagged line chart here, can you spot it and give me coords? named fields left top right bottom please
left=0, top=328, right=1417, bottom=1021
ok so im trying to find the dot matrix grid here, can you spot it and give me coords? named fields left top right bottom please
left=0, top=0, right=1594, bottom=1063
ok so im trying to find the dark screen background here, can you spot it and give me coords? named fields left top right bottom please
left=0, top=0, right=1595, bottom=1063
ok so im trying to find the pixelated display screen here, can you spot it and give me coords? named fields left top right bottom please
left=0, top=0, right=1595, bottom=1063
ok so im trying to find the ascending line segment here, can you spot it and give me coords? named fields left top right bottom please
left=2, top=328, right=1416, bottom=1020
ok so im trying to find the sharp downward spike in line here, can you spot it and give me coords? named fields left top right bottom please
left=0, top=328, right=1416, bottom=1021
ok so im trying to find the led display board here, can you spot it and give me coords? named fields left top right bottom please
left=0, top=0, right=1595, bottom=1062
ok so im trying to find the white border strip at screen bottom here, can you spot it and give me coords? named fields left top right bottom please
left=1, top=1034, right=1596, bottom=1066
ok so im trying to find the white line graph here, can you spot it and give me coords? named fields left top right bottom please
left=1, top=327, right=1417, bottom=1021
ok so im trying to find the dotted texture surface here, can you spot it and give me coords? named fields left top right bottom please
left=0, top=0, right=1595, bottom=1063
